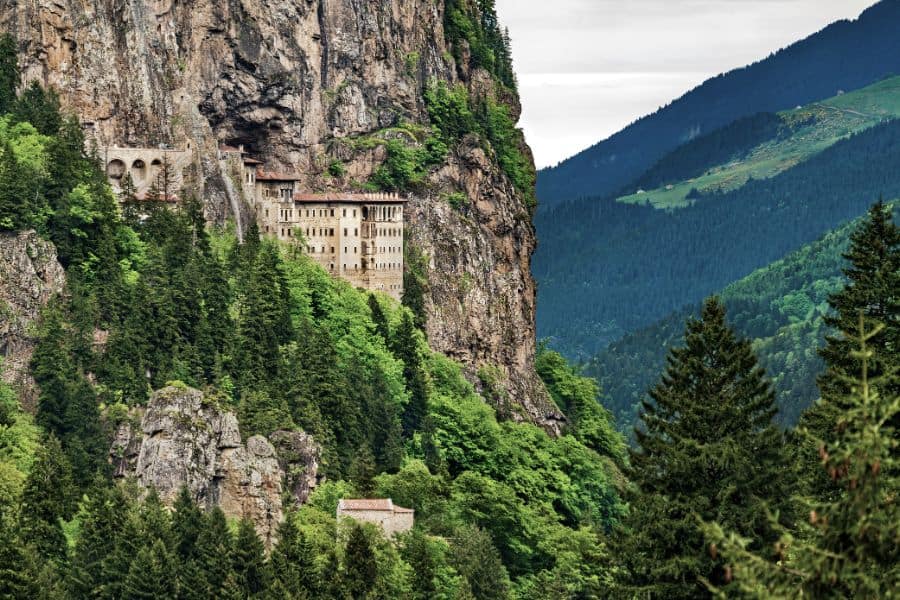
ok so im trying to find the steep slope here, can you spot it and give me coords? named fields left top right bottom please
left=535, top=119, right=900, bottom=359
left=0, top=0, right=560, bottom=428
left=536, top=0, right=900, bottom=207
left=618, top=76, right=900, bottom=209
left=586, top=216, right=863, bottom=434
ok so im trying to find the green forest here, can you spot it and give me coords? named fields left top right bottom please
left=1, top=0, right=899, bottom=594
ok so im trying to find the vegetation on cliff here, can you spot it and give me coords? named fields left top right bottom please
left=0, top=42, right=627, bottom=596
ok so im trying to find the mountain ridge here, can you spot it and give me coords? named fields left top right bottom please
left=536, top=0, right=900, bottom=208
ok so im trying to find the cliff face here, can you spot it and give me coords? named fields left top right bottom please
left=111, top=385, right=322, bottom=546
left=0, top=0, right=562, bottom=430
left=0, top=230, right=66, bottom=411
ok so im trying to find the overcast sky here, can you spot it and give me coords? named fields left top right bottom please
left=495, top=0, right=879, bottom=168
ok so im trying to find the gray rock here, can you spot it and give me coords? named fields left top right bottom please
left=115, top=385, right=322, bottom=547
left=0, top=230, right=66, bottom=412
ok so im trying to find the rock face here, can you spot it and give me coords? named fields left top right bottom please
left=0, top=230, right=66, bottom=411
left=111, top=385, right=322, bottom=545
left=1, top=0, right=562, bottom=430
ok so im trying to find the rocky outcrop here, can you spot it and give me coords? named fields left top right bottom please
left=2, top=0, right=562, bottom=430
left=111, top=385, right=322, bottom=545
left=0, top=230, right=66, bottom=411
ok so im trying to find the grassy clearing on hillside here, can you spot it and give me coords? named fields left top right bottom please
left=617, top=76, right=900, bottom=209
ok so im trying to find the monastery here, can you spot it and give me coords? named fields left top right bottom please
left=103, top=144, right=407, bottom=301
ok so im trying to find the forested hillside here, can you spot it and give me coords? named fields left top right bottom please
left=536, top=0, right=900, bottom=207
left=535, top=118, right=900, bottom=359
left=0, top=56, right=633, bottom=596
left=586, top=214, right=866, bottom=434
left=616, top=76, right=900, bottom=209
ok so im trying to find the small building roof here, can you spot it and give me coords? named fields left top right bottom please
left=337, top=498, right=413, bottom=513
left=242, top=157, right=264, bottom=165
left=292, top=192, right=407, bottom=204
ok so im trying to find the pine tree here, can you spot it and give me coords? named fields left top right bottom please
left=392, top=312, right=429, bottom=436
left=123, top=540, right=178, bottom=600
left=270, top=514, right=314, bottom=599
left=238, top=390, right=295, bottom=439
left=12, top=81, right=62, bottom=136
left=343, top=524, right=378, bottom=599
left=0, top=33, right=19, bottom=115
left=31, top=302, right=75, bottom=437
left=618, top=297, right=789, bottom=599
left=196, top=507, right=233, bottom=597
left=172, top=486, right=204, bottom=561
left=449, top=525, right=510, bottom=600
left=800, top=200, right=900, bottom=499
left=18, top=435, right=75, bottom=564
left=368, top=293, right=390, bottom=341
left=67, top=483, right=129, bottom=598
left=232, top=518, right=271, bottom=598
left=0, top=516, right=33, bottom=599
left=704, top=315, right=900, bottom=598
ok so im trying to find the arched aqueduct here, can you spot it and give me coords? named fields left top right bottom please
left=101, top=146, right=190, bottom=197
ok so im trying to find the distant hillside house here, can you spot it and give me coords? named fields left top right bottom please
left=336, top=498, right=414, bottom=536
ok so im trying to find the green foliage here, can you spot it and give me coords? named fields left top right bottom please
left=402, top=242, right=429, bottom=329
left=0, top=34, right=19, bottom=115
left=327, top=159, right=346, bottom=178
left=536, top=346, right=627, bottom=461
left=443, top=0, right=516, bottom=90
left=616, top=298, right=791, bottom=599
left=704, top=316, right=900, bottom=598
left=18, top=436, right=75, bottom=564
left=424, top=81, right=478, bottom=145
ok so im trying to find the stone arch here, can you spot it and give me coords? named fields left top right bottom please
left=150, top=157, right=163, bottom=181
left=131, top=159, right=147, bottom=183
left=106, top=159, right=126, bottom=179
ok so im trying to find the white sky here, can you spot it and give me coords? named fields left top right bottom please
left=495, top=0, right=879, bottom=168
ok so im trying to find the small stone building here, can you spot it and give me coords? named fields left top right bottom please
left=336, top=498, right=414, bottom=537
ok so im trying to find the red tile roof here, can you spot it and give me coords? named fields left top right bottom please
left=292, top=192, right=407, bottom=204
left=337, top=498, right=414, bottom=513
left=339, top=499, right=393, bottom=511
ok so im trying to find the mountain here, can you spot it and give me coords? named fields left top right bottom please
left=535, top=116, right=900, bottom=360
left=1, top=0, right=558, bottom=426
left=535, top=0, right=900, bottom=208
left=586, top=213, right=867, bottom=434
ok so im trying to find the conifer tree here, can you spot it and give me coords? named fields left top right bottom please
left=450, top=525, right=510, bottom=600
left=196, top=507, right=233, bottom=597
left=238, top=390, right=295, bottom=439
left=12, top=81, right=61, bottom=136
left=800, top=200, right=900, bottom=499
left=618, top=297, right=789, bottom=599
left=270, top=514, right=315, bottom=599
left=368, top=293, right=391, bottom=341
left=392, top=312, right=430, bottom=436
left=172, top=486, right=203, bottom=561
left=232, top=518, right=271, bottom=598
left=0, top=33, right=19, bottom=115
left=704, top=315, right=900, bottom=598
left=67, top=483, right=129, bottom=598
left=18, top=435, right=74, bottom=564
left=122, top=540, right=177, bottom=600
left=0, top=516, right=33, bottom=599
left=343, top=524, right=378, bottom=599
